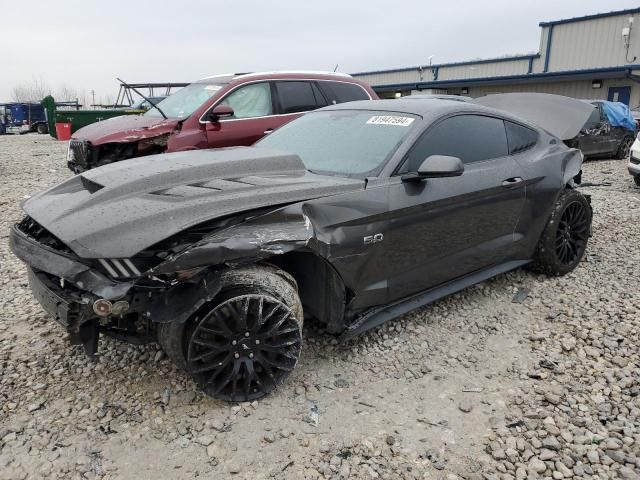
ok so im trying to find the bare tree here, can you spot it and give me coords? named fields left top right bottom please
left=10, top=77, right=51, bottom=102
left=99, top=94, right=115, bottom=107
left=56, top=84, right=79, bottom=102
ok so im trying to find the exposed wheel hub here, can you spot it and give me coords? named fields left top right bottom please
left=186, top=294, right=302, bottom=402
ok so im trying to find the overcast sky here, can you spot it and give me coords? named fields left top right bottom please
left=2, top=0, right=638, bottom=104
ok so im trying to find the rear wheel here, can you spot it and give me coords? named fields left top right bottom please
left=158, top=265, right=303, bottom=402
left=617, top=136, right=633, bottom=159
left=529, top=189, right=592, bottom=276
left=36, top=123, right=48, bottom=135
left=634, top=175, right=640, bottom=187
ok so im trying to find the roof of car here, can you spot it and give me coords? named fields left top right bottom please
left=324, top=98, right=492, bottom=118
left=196, top=71, right=354, bottom=85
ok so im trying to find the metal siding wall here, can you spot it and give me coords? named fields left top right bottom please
left=354, top=13, right=640, bottom=88
left=537, top=26, right=550, bottom=73
left=461, top=79, right=638, bottom=106
left=549, top=15, right=638, bottom=71
left=354, top=70, right=422, bottom=86
left=438, top=60, right=530, bottom=80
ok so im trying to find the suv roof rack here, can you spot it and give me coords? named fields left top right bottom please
left=197, top=71, right=352, bottom=83
left=234, top=70, right=352, bottom=79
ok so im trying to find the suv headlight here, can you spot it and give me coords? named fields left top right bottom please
left=67, top=143, right=75, bottom=163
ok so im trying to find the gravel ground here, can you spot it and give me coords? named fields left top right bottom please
left=0, top=133, right=639, bottom=480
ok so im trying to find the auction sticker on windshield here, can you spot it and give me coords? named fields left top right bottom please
left=366, top=115, right=415, bottom=127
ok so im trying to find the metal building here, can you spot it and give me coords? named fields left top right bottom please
left=353, top=8, right=640, bottom=107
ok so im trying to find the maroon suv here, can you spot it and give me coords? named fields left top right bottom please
left=67, top=71, right=377, bottom=172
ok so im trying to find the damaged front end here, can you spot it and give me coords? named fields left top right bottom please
left=10, top=217, right=224, bottom=355
left=9, top=204, right=316, bottom=356
left=67, top=134, right=170, bottom=173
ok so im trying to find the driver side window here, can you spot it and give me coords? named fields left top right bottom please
left=219, top=82, right=273, bottom=119
left=399, top=114, right=509, bottom=173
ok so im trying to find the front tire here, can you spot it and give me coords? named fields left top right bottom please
left=529, top=189, right=592, bottom=276
left=158, top=265, right=303, bottom=402
left=617, top=136, right=633, bottom=159
left=36, top=123, right=48, bottom=135
left=634, top=176, right=640, bottom=187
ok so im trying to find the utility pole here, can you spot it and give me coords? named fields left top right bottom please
left=91, top=90, right=95, bottom=109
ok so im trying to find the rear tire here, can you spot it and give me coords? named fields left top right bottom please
left=617, top=136, right=633, bottom=159
left=634, top=176, right=640, bottom=187
left=529, top=189, right=592, bottom=276
left=157, top=265, right=303, bottom=402
left=36, top=123, right=48, bottom=135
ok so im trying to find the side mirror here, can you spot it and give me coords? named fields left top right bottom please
left=402, top=155, right=464, bottom=182
left=204, top=105, right=234, bottom=122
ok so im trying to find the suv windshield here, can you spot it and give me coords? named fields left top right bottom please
left=257, top=110, right=417, bottom=177
left=145, top=83, right=225, bottom=119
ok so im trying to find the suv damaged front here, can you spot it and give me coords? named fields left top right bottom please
left=67, top=115, right=179, bottom=172
left=66, top=81, right=227, bottom=172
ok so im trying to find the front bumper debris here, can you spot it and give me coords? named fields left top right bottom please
left=27, top=267, right=95, bottom=330
left=9, top=225, right=134, bottom=299
left=10, top=222, right=225, bottom=356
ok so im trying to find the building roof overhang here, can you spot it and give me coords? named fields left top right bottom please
left=370, top=65, right=640, bottom=92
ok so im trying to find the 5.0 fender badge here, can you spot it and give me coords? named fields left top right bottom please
left=363, top=233, right=384, bottom=245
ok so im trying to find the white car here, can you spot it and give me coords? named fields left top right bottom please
left=628, top=135, right=640, bottom=186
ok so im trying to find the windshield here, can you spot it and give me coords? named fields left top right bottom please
left=145, top=83, right=225, bottom=119
left=256, top=110, right=418, bottom=177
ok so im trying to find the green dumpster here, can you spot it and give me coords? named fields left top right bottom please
left=42, top=95, right=142, bottom=139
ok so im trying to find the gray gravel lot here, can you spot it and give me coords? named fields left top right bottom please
left=0, top=133, right=639, bottom=479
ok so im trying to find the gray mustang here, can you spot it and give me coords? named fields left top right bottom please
left=10, top=94, right=594, bottom=402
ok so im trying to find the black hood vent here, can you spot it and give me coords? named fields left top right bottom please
left=80, top=176, right=104, bottom=194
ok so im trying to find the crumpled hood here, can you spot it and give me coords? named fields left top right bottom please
left=22, top=147, right=363, bottom=259
left=72, top=114, right=180, bottom=145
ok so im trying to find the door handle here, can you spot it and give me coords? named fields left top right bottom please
left=502, top=177, right=523, bottom=187
left=264, top=129, right=274, bottom=134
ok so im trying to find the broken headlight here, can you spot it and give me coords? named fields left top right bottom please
left=137, top=134, right=169, bottom=151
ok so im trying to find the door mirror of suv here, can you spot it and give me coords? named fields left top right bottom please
left=402, top=155, right=464, bottom=182
left=204, top=105, right=235, bottom=123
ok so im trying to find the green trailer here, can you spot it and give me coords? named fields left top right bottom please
left=42, top=96, right=141, bottom=139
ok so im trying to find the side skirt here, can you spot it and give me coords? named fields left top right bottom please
left=340, top=259, right=530, bottom=341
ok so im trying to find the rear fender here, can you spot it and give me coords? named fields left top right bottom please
left=562, top=148, right=584, bottom=187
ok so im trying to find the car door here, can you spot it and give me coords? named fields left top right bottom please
left=384, top=114, right=526, bottom=301
left=204, top=81, right=280, bottom=148
left=579, top=103, right=614, bottom=156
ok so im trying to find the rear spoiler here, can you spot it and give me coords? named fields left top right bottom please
left=473, top=93, right=595, bottom=141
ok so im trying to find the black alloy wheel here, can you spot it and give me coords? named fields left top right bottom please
left=554, top=200, right=590, bottom=266
left=618, top=137, right=633, bottom=159
left=186, top=294, right=302, bottom=402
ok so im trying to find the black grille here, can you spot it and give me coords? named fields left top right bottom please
left=17, top=217, right=74, bottom=255
left=69, top=140, right=91, bottom=168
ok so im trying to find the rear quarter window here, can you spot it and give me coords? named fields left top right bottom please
left=505, top=121, right=538, bottom=154
left=275, top=81, right=327, bottom=114
left=319, top=81, right=371, bottom=104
